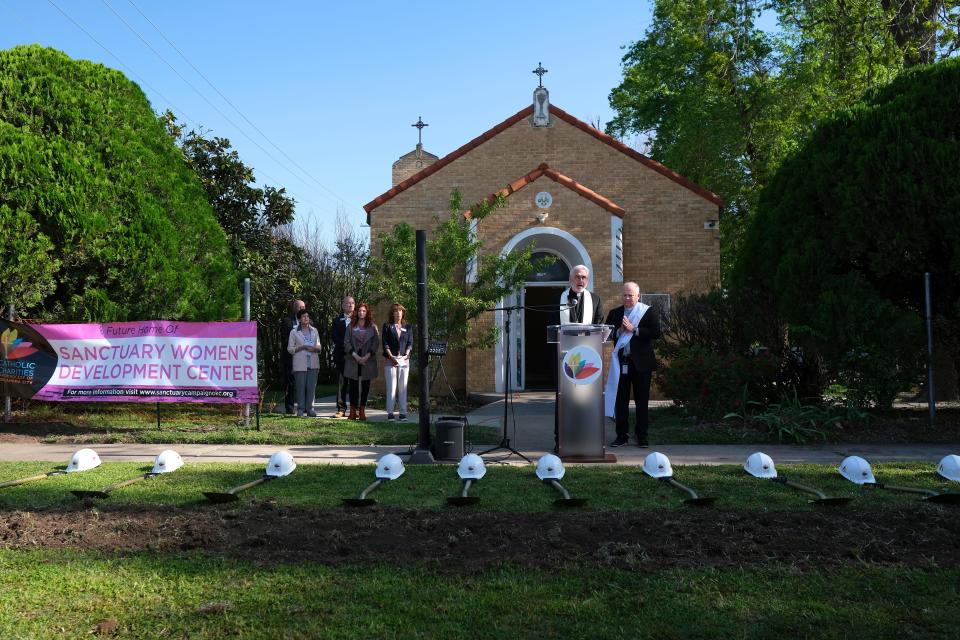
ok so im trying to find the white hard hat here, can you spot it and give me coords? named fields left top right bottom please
left=838, top=456, right=875, bottom=485
left=66, top=448, right=102, bottom=473
left=375, top=453, right=405, bottom=481
left=457, top=454, right=486, bottom=481
left=937, top=454, right=960, bottom=482
left=642, top=452, right=673, bottom=479
left=152, top=449, right=183, bottom=474
left=535, top=454, right=565, bottom=481
left=744, top=452, right=777, bottom=479
left=266, top=450, right=297, bottom=477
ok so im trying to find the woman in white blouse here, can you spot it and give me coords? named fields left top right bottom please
left=287, top=308, right=320, bottom=417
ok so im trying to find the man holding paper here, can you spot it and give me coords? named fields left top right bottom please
left=604, top=282, right=661, bottom=447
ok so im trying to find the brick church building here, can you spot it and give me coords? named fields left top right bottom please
left=364, top=85, right=721, bottom=395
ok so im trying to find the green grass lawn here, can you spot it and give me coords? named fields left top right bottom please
left=0, top=461, right=954, bottom=511
left=5, top=401, right=498, bottom=446
left=2, top=462, right=958, bottom=639
left=0, top=551, right=955, bottom=639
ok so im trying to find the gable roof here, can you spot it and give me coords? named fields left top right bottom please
left=464, top=163, right=624, bottom=218
left=363, top=104, right=723, bottom=221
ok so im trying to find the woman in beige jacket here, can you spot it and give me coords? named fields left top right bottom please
left=287, top=308, right=321, bottom=417
left=343, top=302, right=380, bottom=420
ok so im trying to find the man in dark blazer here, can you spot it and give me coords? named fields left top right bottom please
left=330, top=295, right=355, bottom=418
left=279, top=299, right=305, bottom=414
left=603, top=282, right=661, bottom=447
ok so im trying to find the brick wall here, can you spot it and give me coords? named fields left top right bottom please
left=369, top=111, right=720, bottom=395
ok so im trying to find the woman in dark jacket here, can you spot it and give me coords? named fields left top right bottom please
left=343, top=302, right=380, bottom=420
left=382, top=303, right=413, bottom=421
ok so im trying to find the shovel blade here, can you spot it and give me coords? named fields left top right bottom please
left=203, top=491, right=240, bottom=504
left=72, top=490, right=110, bottom=500
left=683, top=497, right=716, bottom=507
left=553, top=498, right=587, bottom=508
left=446, top=496, right=480, bottom=506
left=810, top=497, right=851, bottom=506
left=342, top=498, right=377, bottom=507
left=924, top=493, right=960, bottom=505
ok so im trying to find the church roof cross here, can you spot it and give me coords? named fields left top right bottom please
left=532, top=62, right=548, bottom=87
left=411, top=116, right=429, bottom=146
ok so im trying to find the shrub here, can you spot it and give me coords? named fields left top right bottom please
left=655, top=346, right=780, bottom=420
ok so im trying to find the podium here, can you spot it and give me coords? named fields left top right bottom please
left=548, top=324, right=616, bottom=463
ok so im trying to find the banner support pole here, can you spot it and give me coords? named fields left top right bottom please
left=3, top=302, right=13, bottom=422
left=243, top=278, right=251, bottom=429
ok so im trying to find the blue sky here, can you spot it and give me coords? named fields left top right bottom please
left=1, top=0, right=655, bottom=241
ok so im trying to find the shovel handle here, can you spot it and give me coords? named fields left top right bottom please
left=100, top=473, right=157, bottom=494
left=461, top=479, right=473, bottom=498
left=777, top=477, right=828, bottom=500
left=548, top=479, right=572, bottom=501
left=873, top=483, right=938, bottom=497
left=0, top=473, right=51, bottom=489
left=358, top=479, right=382, bottom=500
left=665, top=477, right=700, bottom=500
left=226, top=476, right=272, bottom=496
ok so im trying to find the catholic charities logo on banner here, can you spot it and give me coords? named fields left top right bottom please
left=0, top=322, right=58, bottom=398
left=562, top=346, right=602, bottom=385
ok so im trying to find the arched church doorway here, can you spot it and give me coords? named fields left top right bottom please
left=496, top=227, right=593, bottom=393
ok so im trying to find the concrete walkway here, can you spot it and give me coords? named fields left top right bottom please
left=0, top=393, right=955, bottom=466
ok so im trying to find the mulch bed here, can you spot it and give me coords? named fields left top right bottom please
left=3, top=503, right=958, bottom=570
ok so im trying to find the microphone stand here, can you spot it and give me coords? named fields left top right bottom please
left=479, top=296, right=580, bottom=463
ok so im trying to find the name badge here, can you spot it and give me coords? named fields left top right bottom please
left=621, top=364, right=629, bottom=374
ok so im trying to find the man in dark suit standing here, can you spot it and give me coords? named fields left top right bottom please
left=603, top=282, right=661, bottom=447
left=280, top=299, right=305, bottom=414
left=330, top=295, right=355, bottom=418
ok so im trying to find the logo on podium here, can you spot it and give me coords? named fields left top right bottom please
left=562, top=346, right=602, bottom=385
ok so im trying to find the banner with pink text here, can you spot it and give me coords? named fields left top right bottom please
left=0, top=320, right=257, bottom=403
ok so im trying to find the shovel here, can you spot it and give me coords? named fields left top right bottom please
left=73, top=472, right=160, bottom=500
left=772, top=477, right=850, bottom=506
left=865, top=482, right=960, bottom=504
left=546, top=479, right=587, bottom=508
left=660, top=476, right=716, bottom=506
left=342, top=479, right=383, bottom=507
left=0, top=470, right=67, bottom=489
left=204, top=476, right=276, bottom=503
left=204, top=450, right=296, bottom=504
left=343, top=453, right=405, bottom=507
left=447, top=479, right=480, bottom=506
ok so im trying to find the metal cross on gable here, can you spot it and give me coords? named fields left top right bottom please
left=411, top=116, right=428, bottom=145
left=532, top=62, right=548, bottom=87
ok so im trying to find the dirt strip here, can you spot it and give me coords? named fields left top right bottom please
left=3, top=503, right=958, bottom=570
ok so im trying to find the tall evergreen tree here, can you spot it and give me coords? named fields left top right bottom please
left=0, top=45, right=238, bottom=320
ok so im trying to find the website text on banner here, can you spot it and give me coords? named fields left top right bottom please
left=0, top=320, right=257, bottom=404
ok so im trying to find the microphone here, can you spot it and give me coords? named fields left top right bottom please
left=567, top=292, right=579, bottom=307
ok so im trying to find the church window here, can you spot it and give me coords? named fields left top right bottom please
left=528, top=251, right=569, bottom=282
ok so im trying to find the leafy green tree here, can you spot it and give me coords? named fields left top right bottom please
left=368, top=190, right=541, bottom=351
left=164, top=112, right=374, bottom=387
left=733, top=58, right=960, bottom=403
left=0, top=45, right=238, bottom=320
left=607, top=0, right=960, bottom=277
